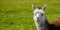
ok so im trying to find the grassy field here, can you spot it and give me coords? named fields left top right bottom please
left=0, top=0, right=60, bottom=30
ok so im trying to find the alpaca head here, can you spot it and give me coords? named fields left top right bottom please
left=32, top=4, right=46, bottom=18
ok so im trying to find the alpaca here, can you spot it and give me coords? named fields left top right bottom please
left=32, top=4, right=49, bottom=30
left=32, top=4, right=60, bottom=30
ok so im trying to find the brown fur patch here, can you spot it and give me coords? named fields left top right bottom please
left=37, top=7, right=42, bottom=9
left=53, top=20, right=60, bottom=26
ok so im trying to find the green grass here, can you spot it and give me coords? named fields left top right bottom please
left=0, top=0, right=60, bottom=30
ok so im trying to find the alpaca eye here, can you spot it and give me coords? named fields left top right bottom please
left=41, top=14, right=44, bottom=16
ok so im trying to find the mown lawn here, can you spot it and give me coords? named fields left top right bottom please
left=0, top=0, right=60, bottom=30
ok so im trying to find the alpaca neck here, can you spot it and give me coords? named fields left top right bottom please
left=39, top=14, right=48, bottom=30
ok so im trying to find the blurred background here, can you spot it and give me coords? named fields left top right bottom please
left=0, top=0, right=60, bottom=30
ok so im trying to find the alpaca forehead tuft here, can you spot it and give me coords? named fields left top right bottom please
left=34, top=8, right=44, bottom=12
left=34, top=8, right=45, bottom=14
left=37, top=7, right=42, bottom=9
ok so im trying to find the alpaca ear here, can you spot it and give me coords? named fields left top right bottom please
left=32, top=4, right=36, bottom=10
left=42, top=4, right=46, bottom=10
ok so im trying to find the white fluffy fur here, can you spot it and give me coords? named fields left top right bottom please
left=32, top=4, right=48, bottom=30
